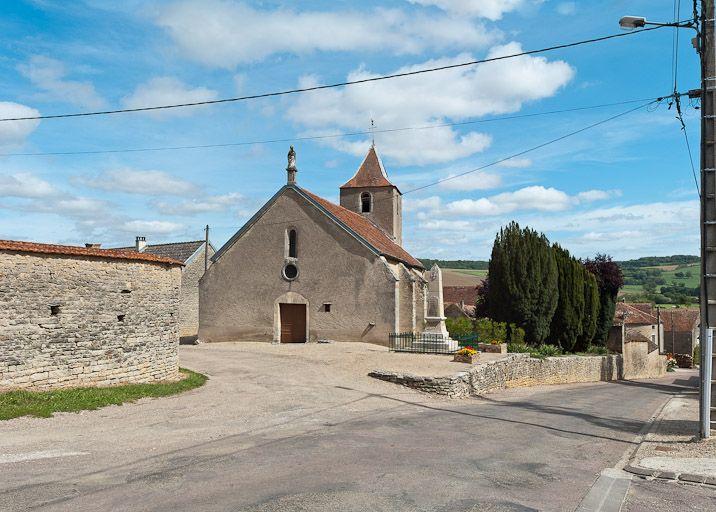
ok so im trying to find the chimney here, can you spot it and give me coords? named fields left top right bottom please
left=135, top=236, right=147, bottom=252
left=84, top=243, right=101, bottom=249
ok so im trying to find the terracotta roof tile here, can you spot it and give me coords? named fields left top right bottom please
left=443, top=286, right=479, bottom=305
left=300, top=188, right=423, bottom=269
left=614, top=302, right=659, bottom=325
left=0, top=239, right=183, bottom=266
left=340, top=146, right=398, bottom=190
left=661, top=308, right=700, bottom=332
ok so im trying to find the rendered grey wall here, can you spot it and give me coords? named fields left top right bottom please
left=339, top=186, right=402, bottom=245
left=199, top=188, right=400, bottom=344
left=179, top=244, right=214, bottom=338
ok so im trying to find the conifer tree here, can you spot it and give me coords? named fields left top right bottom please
left=583, top=254, right=624, bottom=345
left=549, top=245, right=584, bottom=351
left=576, top=269, right=600, bottom=351
left=486, top=222, right=558, bottom=344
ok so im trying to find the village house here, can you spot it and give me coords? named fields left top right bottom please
left=0, top=240, right=182, bottom=390
left=199, top=146, right=435, bottom=345
left=608, top=302, right=663, bottom=353
left=443, top=285, right=479, bottom=318
left=660, top=308, right=700, bottom=356
left=117, top=237, right=215, bottom=341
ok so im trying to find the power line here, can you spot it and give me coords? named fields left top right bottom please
left=216, top=98, right=659, bottom=231
left=0, top=96, right=664, bottom=157
left=0, top=25, right=674, bottom=123
left=403, top=101, right=656, bottom=194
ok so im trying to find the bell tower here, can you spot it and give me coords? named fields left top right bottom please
left=339, top=146, right=402, bottom=246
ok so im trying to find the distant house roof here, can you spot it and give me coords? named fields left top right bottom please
left=0, top=239, right=183, bottom=266
left=443, top=285, right=479, bottom=305
left=614, top=302, right=659, bottom=326
left=115, top=240, right=208, bottom=263
left=301, top=188, right=422, bottom=268
left=339, top=146, right=400, bottom=191
left=661, top=308, right=700, bottom=332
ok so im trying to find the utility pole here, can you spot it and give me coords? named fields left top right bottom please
left=204, top=224, right=210, bottom=272
left=699, top=0, right=715, bottom=438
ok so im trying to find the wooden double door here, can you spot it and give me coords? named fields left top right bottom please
left=280, top=303, right=306, bottom=343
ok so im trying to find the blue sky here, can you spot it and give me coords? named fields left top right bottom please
left=0, top=0, right=701, bottom=260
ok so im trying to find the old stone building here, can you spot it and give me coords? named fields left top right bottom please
left=199, top=146, right=434, bottom=345
left=0, top=240, right=183, bottom=390
left=118, top=237, right=215, bottom=340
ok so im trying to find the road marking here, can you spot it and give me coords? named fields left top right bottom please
left=0, top=450, right=88, bottom=464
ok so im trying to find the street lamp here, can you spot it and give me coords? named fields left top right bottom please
left=619, top=16, right=646, bottom=29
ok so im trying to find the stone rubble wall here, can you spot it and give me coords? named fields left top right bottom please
left=0, top=251, right=181, bottom=391
left=622, top=340, right=667, bottom=379
left=179, top=245, right=213, bottom=339
left=370, top=353, right=627, bottom=398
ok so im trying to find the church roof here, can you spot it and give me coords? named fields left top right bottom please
left=300, top=188, right=422, bottom=268
left=340, top=146, right=399, bottom=191
left=212, top=185, right=423, bottom=269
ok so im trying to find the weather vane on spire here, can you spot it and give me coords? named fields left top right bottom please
left=370, top=118, right=375, bottom=148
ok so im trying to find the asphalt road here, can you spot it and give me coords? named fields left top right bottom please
left=0, top=346, right=712, bottom=511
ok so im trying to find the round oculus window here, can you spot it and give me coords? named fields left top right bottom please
left=283, top=263, right=299, bottom=280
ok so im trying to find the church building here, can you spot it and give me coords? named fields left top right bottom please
left=198, top=146, right=432, bottom=345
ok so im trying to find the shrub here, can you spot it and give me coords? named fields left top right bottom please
left=694, top=343, right=701, bottom=366
left=446, top=317, right=473, bottom=338
left=583, top=345, right=608, bottom=355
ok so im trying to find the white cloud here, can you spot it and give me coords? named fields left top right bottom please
left=288, top=45, right=574, bottom=165
left=576, top=189, right=621, bottom=202
left=0, top=173, right=57, bottom=198
left=419, top=219, right=473, bottom=231
left=439, top=171, right=502, bottom=191
left=156, top=0, right=498, bottom=68
left=443, top=186, right=614, bottom=216
left=122, top=77, right=217, bottom=117
left=119, top=220, right=184, bottom=235
left=0, top=102, right=41, bottom=147
left=498, top=157, right=532, bottom=168
left=154, top=192, right=242, bottom=215
left=17, top=56, right=106, bottom=109
left=404, top=195, right=442, bottom=212
left=76, top=168, right=199, bottom=196
left=408, top=0, right=526, bottom=20
left=556, top=2, right=576, bottom=15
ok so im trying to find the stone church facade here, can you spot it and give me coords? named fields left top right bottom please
left=198, top=146, right=430, bottom=345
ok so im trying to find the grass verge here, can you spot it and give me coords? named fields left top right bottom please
left=0, top=367, right=207, bottom=421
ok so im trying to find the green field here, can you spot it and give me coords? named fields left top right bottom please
left=450, top=269, right=489, bottom=277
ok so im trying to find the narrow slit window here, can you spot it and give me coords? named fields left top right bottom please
left=288, top=229, right=297, bottom=258
left=361, top=192, right=372, bottom=213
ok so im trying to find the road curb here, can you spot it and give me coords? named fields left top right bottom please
left=624, top=462, right=716, bottom=486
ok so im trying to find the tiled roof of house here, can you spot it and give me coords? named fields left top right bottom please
left=443, top=285, right=480, bottom=305
left=339, top=146, right=399, bottom=191
left=661, top=308, right=700, bottom=332
left=0, top=239, right=183, bottom=266
left=115, top=241, right=205, bottom=263
left=301, top=188, right=423, bottom=269
left=614, top=302, right=659, bottom=325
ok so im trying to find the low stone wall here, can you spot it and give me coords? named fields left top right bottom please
left=370, top=353, right=625, bottom=398
left=0, top=250, right=181, bottom=391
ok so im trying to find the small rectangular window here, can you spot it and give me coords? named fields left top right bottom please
left=117, top=314, right=126, bottom=322
left=324, top=303, right=332, bottom=313
left=50, top=305, right=60, bottom=316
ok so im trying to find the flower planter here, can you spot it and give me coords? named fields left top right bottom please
left=478, top=342, right=507, bottom=354
left=453, top=353, right=479, bottom=364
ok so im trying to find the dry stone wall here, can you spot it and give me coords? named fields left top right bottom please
left=0, top=251, right=181, bottom=390
left=370, top=353, right=625, bottom=398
